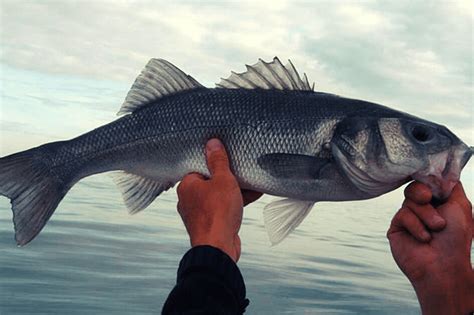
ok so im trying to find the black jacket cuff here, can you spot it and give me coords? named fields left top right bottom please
left=177, top=245, right=247, bottom=303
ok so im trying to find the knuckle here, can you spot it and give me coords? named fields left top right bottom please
left=211, top=156, right=228, bottom=168
left=405, top=182, right=431, bottom=204
left=398, top=206, right=409, bottom=216
left=178, top=174, right=203, bottom=196
left=414, top=223, right=425, bottom=235
left=389, top=217, right=397, bottom=228
left=401, top=199, right=409, bottom=207
left=177, top=182, right=185, bottom=196
left=466, top=200, right=472, bottom=211
left=391, top=208, right=404, bottom=225
left=209, top=151, right=229, bottom=166
left=177, top=182, right=191, bottom=197
left=399, top=213, right=411, bottom=227
left=405, top=181, right=420, bottom=196
left=405, top=201, right=431, bottom=219
left=403, top=199, right=416, bottom=211
left=399, top=207, right=416, bottom=226
left=403, top=187, right=411, bottom=199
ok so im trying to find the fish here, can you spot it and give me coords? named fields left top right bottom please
left=0, top=57, right=472, bottom=246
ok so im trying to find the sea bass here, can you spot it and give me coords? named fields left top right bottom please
left=0, top=57, right=472, bottom=246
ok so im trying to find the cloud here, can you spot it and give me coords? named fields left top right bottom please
left=0, top=0, right=472, bottom=145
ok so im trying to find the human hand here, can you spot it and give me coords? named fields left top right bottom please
left=177, top=138, right=262, bottom=262
left=387, top=181, right=474, bottom=315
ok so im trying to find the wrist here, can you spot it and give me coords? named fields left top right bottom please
left=190, top=236, right=237, bottom=262
left=412, top=267, right=474, bottom=315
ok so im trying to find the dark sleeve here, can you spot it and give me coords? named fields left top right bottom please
left=162, top=245, right=249, bottom=315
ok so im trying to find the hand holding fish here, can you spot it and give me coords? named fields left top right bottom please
left=387, top=182, right=474, bottom=315
left=177, top=138, right=262, bottom=262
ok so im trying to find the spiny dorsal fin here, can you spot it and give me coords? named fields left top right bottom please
left=111, top=172, right=175, bottom=214
left=118, top=59, right=203, bottom=115
left=216, top=57, right=314, bottom=91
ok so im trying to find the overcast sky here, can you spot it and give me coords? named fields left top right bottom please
left=0, top=0, right=472, bottom=178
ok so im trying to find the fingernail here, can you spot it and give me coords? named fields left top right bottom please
left=432, top=216, right=446, bottom=227
left=206, top=138, right=223, bottom=152
left=421, top=231, right=431, bottom=241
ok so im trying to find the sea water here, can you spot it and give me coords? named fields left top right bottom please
left=1, top=65, right=472, bottom=314
left=1, top=176, right=423, bottom=314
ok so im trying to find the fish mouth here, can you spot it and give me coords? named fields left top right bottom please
left=412, top=144, right=472, bottom=200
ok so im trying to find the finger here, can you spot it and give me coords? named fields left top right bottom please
left=437, top=182, right=472, bottom=225
left=386, top=223, right=419, bottom=251
left=403, top=199, right=446, bottom=231
left=389, top=207, right=431, bottom=242
left=242, top=190, right=263, bottom=206
left=177, top=173, right=206, bottom=196
left=404, top=181, right=432, bottom=205
left=446, top=182, right=472, bottom=216
left=387, top=208, right=408, bottom=236
left=205, top=138, right=231, bottom=177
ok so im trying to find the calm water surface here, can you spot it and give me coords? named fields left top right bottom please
left=1, top=66, right=472, bottom=314
left=1, top=175, right=426, bottom=314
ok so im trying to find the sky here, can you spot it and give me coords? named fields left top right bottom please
left=0, top=0, right=473, bottom=188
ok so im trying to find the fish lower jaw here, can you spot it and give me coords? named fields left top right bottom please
left=411, top=155, right=459, bottom=200
left=411, top=173, right=458, bottom=200
left=412, top=144, right=470, bottom=200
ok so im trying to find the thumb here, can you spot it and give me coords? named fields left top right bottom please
left=439, top=182, right=472, bottom=222
left=206, top=138, right=230, bottom=177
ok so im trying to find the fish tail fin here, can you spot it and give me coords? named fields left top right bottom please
left=0, top=143, right=71, bottom=246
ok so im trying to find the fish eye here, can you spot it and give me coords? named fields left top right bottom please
left=411, top=125, right=433, bottom=143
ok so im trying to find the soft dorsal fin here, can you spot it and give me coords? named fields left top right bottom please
left=118, top=59, right=203, bottom=115
left=216, top=57, right=314, bottom=91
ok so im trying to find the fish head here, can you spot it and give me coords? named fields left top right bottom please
left=405, top=121, right=472, bottom=200
left=331, top=116, right=471, bottom=199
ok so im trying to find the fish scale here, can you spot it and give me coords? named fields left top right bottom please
left=0, top=57, right=471, bottom=246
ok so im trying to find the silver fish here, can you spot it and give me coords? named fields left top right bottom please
left=0, top=57, right=471, bottom=246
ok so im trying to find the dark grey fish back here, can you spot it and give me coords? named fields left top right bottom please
left=130, top=88, right=404, bottom=132
left=50, top=88, right=407, bottom=176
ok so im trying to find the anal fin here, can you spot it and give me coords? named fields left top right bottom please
left=112, top=172, right=174, bottom=214
left=264, top=198, right=315, bottom=245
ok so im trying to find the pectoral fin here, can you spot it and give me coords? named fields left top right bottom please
left=264, top=198, right=315, bottom=245
left=257, top=153, right=330, bottom=179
